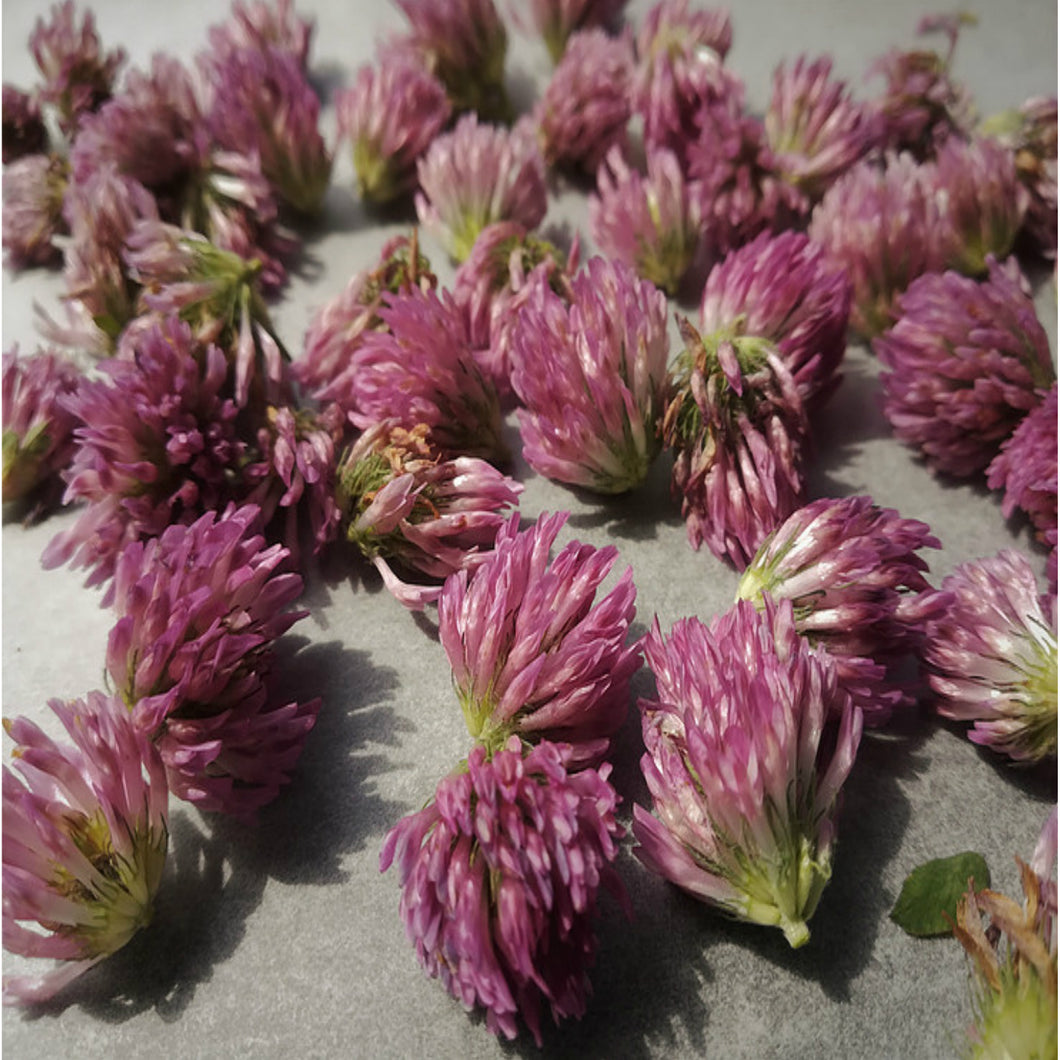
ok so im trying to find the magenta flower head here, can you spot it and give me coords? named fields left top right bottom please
left=2, top=85, right=47, bottom=164
left=336, top=57, right=451, bottom=206
left=203, top=44, right=332, bottom=215
left=452, top=221, right=577, bottom=405
left=528, top=0, right=630, bottom=63
left=438, top=511, right=640, bottom=766
left=296, top=232, right=437, bottom=403
left=988, top=383, right=1058, bottom=573
left=634, top=597, right=863, bottom=948
left=923, top=549, right=1057, bottom=764
left=699, top=229, right=851, bottom=409
left=380, top=736, right=625, bottom=1044
left=2, top=153, right=68, bottom=270
left=510, top=256, right=671, bottom=494
left=391, top=0, right=509, bottom=121
left=934, top=136, right=1028, bottom=276
left=867, top=11, right=977, bottom=160
left=336, top=422, right=522, bottom=610
left=765, top=54, right=879, bottom=203
left=663, top=316, right=809, bottom=567
left=982, top=96, right=1058, bottom=261
left=2, top=347, right=80, bottom=505
left=589, top=146, right=702, bottom=297
left=29, top=0, right=125, bottom=133
left=809, top=152, right=950, bottom=339
left=736, top=495, right=945, bottom=723
left=874, top=259, right=1056, bottom=479
left=3, top=692, right=168, bottom=1005
left=330, top=285, right=507, bottom=465
left=534, top=28, right=633, bottom=174
left=104, top=504, right=320, bottom=816
left=41, top=316, right=246, bottom=592
left=416, top=113, right=548, bottom=263
left=206, top=0, right=313, bottom=69
left=123, top=220, right=288, bottom=409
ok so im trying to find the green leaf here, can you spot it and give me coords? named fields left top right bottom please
left=890, top=851, right=991, bottom=937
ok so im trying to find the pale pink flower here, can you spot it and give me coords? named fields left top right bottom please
left=808, top=152, right=950, bottom=338
left=874, top=260, right=1055, bottom=478
left=589, top=146, right=702, bottom=296
left=765, top=54, right=879, bottom=202
left=2, top=85, right=47, bottom=164
left=327, top=286, right=507, bottom=464
left=415, top=114, right=548, bottom=263
left=380, top=737, right=625, bottom=1044
left=336, top=58, right=451, bottom=206
left=1, top=153, right=68, bottom=269
left=3, top=692, right=168, bottom=1004
left=29, top=0, right=125, bottom=133
left=698, top=229, right=851, bottom=409
left=736, top=495, right=945, bottom=723
left=634, top=597, right=862, bottom=948
left=105, top=504, right=320, bottom=816
left=336, top=422, right=522, bottom=610
left=534, top=28, right=633, bottom=173
left=663, top=317, right=809, bottom=567
left=390, top=0, right=510, bottom=121
left=2, top=347, right=80, bottom=505
left=923, top=549, right=1057, bottom=763
left=438, top=511, right=640, bottom=766
left=526, top=0, right=629, bottom=63
left=510, top=256, right=672, bottom=493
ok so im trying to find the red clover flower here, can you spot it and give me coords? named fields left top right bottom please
left=528, top=0, right=630, bottom=64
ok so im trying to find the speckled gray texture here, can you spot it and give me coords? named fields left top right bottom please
left=2, top=2, right=1057, bottom=1058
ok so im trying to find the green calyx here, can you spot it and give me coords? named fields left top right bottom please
left=2, top=424, right=51, bottom=501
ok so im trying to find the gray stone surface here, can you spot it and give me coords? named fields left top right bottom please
left=2, top=1, right=1056, bottom=1057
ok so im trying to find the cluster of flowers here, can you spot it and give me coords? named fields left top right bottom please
left=2, top=0, right=1057, bottom=1051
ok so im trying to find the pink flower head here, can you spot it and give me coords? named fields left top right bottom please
left=534, top=28, right=633, bottom=174
left=329, top=285, right=507, bottom=464
left=699, top=229, right=851, bottom=409
left=245, top=402, right=345, bottom=558
left=203, top=44, right=331, bottom=215
left=988, top=383, right=1058, bottom=570
left=663, top=316, right=810, bottom=567
left=923, top=549, right=1057, bottom=764
left=934, top=136, right=1029, bottom=276
left=634, top=0, right=733, bottom=86
left=41, top=316, right=246, bottom=592
left=296, top=232, right=437, bottom=402
left=29, top=0, right=125, bottom=133
left=415, top=114, right=548, bottom=263
left=206, top=0, right=313, bottom=70
left=123, top=219, right=289, bottom=409
left=589, top=146, right=702, bottom=297
left=736, top=495, right=945, bottom=723
left=867, top=11, right=977, bottom=160
left=61, top=164, right=159, bottom=344
left=1, top=153, right=68, bottom=269
left=336, top=422, right=522, bottom=610
left=765, top=54, right=879, bottom=202
left=634, top=597, right=862, bottom=948
left=2, top=85, right=47, bottom=164
left=453, top=221, right=577, bottom=405
left=438, top=511, right=640, bottom=766
left=982, top=96, right=1058, bottom=261
left=687, top=103, right=810, bottom=258
left=105, top=503, right=319, bottom=816
left=3, top=692, right=168, bottom=1004
left=380, top=737, right=625, bottom=1044
left=527, top=0, right=630, bottom=63
left=391, top=0, right=510, bottom=121
left=336, top=57, right=451, bottom=206
left=510, top=256, right=671, bottom=494
left=2, top=347, right=80, bottom=504
left=874, top=259, right=1055, bottom=479
left=808, top=152, right=950, bottom=339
